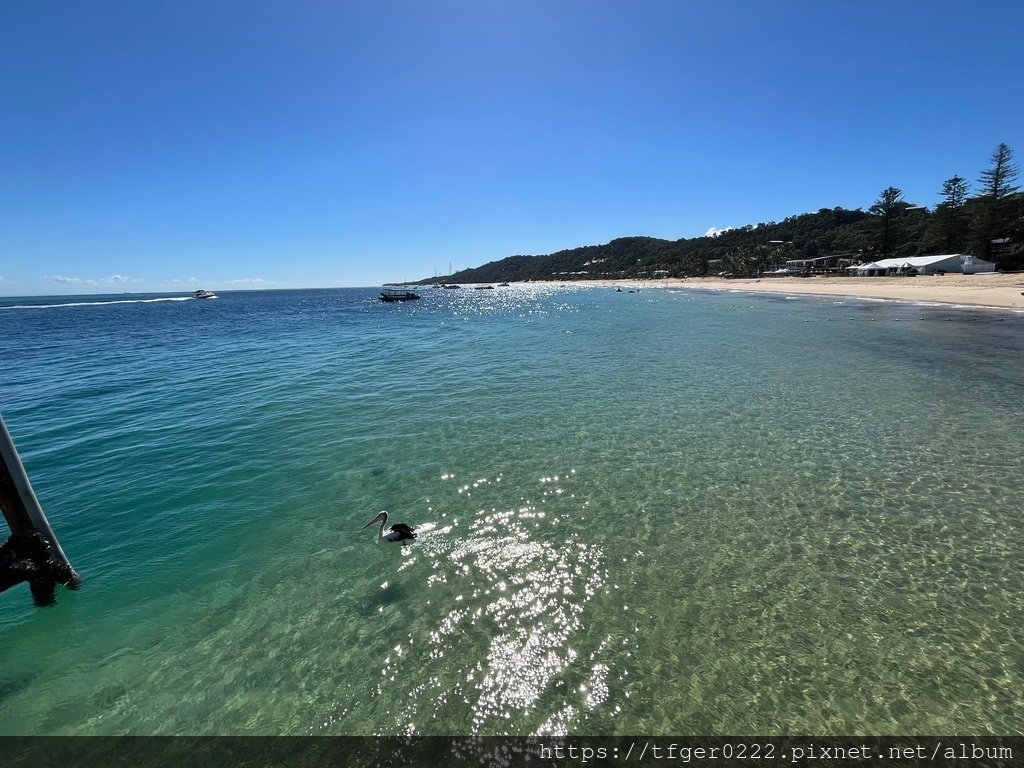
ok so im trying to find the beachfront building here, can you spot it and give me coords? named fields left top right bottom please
left=785, top=255, right=850, bottom=274
left=850, top=254, right=996, bottom=276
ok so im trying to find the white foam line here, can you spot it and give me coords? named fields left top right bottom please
left=1, top=296, right=194, bottom=310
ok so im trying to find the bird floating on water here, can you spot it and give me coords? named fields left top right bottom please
left=363, top=511, right=417, bottom=543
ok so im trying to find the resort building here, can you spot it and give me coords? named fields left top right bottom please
left=785, top=255, right=848, bottom=273
left=850, top=254, right=996, bottom=276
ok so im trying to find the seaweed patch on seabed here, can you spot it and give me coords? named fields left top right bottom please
left=374, top=496, right=610, bottom=735
left=0, top=673, right=36, bottom=707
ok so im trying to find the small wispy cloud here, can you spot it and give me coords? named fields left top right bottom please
left=48, top=274, right=142, bottom=286
left=167, top=277, right=271, bottom=288
left=50, top=275, right=97, bottom=285
left=0, top=275, right=8, bottom=284
left=704, top=226, right=734, bottom=238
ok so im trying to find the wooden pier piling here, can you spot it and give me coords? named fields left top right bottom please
left=0, top=413, right=80, bottom=605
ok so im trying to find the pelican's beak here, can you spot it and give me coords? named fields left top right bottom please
left=362, top=511, right=386, bottom=529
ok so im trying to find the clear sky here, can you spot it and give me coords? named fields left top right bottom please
left=2, top=0, right=1022, bottom=295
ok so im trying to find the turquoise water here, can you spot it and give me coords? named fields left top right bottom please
left=0, top=286, right=1021, bottom=736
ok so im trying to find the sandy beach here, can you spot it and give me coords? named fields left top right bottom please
left=571, top=272, right=1024, bottom=310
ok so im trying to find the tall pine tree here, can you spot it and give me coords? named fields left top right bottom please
left=972, top=143, right=1020, bottom=260
left=937, top=175, right=970, bottom=253
left=870, top=186, right=904, bottom=259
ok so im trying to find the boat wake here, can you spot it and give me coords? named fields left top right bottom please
left=1, top=296, right=194, bottom=310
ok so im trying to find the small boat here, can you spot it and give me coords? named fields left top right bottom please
left=193, top=289, right=218, bottom=299
left=440, top=284, right=461, bottom=289
left=497, top=282, right=510, bottom=287
left=379, top=288, right=420, bottom=302
left=474, top=285, right=495, bottom=290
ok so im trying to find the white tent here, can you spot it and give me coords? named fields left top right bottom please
left=851, top=254, right=995, bottom=276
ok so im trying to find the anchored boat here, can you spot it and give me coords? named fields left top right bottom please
left=379, top=288, right=421, bottom=302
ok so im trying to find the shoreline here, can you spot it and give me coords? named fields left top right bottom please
left=564, top=273, right=1024, bottom=310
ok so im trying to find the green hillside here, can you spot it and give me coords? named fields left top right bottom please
left=417, top=145, right=1024, bottom=283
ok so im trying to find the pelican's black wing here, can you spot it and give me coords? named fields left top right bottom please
left=391, top=523, right=417, bottom=540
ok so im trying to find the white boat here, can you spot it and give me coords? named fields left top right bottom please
left=193, top=289, right=218, bottom=299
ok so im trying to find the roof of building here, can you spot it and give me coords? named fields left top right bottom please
left=866, top=255, right=964, bottom=269
left=849, top=254, right=998, bottom=270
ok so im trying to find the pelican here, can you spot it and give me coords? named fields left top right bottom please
left=362, top=511, right=417, bottom=543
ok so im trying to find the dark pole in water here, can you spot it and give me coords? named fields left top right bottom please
left=0, top=413, right=81, bottom=604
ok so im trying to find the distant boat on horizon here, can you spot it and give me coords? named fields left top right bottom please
left=193, top=289, right=218, bottom=299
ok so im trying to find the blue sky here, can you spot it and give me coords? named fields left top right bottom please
left=2, top=0, right=1022, bottom=295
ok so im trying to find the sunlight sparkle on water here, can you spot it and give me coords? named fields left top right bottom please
left=371, top=474, right=608, bottom=735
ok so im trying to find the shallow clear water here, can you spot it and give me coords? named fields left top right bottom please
left=0, top=286, right=1021, bottom=735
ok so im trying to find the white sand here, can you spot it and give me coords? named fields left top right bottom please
left=566, top=273, right=1024, bottom=310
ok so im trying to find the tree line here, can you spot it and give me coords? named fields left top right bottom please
left=419, top=143, right=1022, bottom=283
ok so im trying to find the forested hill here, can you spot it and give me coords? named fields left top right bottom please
left=420, top=197, right=1023, bottom=283
left=422, top=208, right=876, bottom=283
left=415, top=144, right=1024, bottom=282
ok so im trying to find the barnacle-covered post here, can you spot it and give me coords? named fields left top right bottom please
left=0, top=412, right=80, bottom=604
